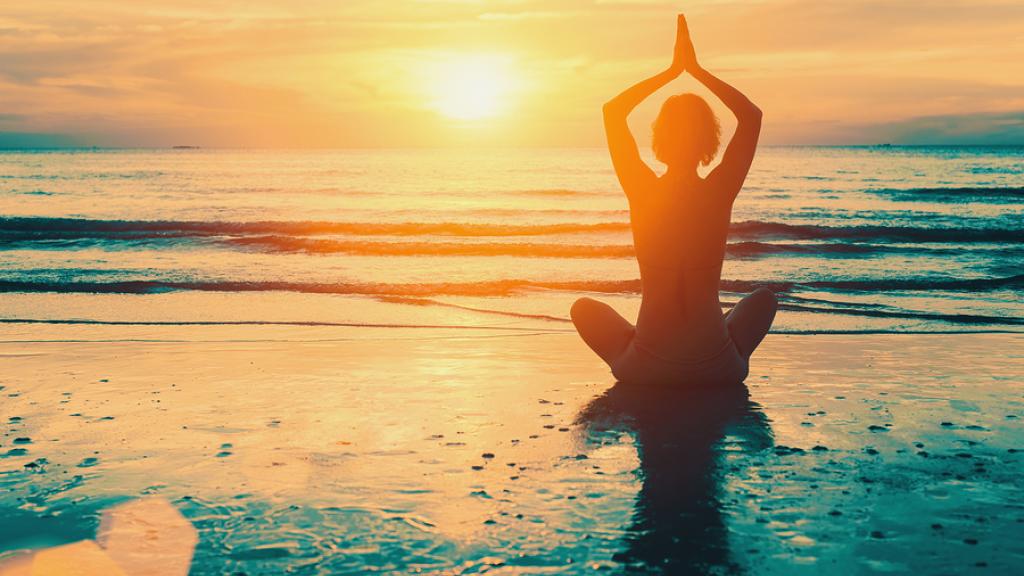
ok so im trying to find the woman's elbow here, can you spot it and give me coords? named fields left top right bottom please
left=742, top=105, right=763, bottom=129
left=603, top=99, right=627, bottom=118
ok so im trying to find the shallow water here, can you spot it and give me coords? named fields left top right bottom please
left=1, top=329, right=1022, bottom=573
left=0, top=146, right=1022, bottom=334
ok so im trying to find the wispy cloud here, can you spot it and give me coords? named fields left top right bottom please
left=0, top=0, right=1021, bottom=146
left=854, top=111, right=1024, bottom=145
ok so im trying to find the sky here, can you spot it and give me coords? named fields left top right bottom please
left=0, top=0, right=1022, bottom=148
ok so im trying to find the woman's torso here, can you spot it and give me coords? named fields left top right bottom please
left=629, top=173, right=734, bottom=361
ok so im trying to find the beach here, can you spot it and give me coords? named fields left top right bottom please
left=1, top=323, right=1021, bottom=573
left=0, top=145, right=1022, bottom=572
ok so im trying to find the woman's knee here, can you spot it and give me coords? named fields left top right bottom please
left=569, top=297, right=633, bottom=364
left=747, top=288, right=778, bottom=329
left=751, top=288, right=778, bottom=313
left=570, top=297, right=602, bottom=326
left=729, top=288, right=778, bottom=359
left=569, top=295, right=606, bottom=327
left=729, top=288, right=777, bottom=323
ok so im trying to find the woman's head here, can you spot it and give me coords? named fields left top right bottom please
left=652, top=93, right=720, bottom=169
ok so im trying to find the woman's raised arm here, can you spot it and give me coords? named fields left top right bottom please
left=603, top=16, right=690, bottom=198
left=678, top=16, right=762, bottom=195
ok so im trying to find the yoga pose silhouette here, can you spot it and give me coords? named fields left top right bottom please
left=571, top=14, right=777, bottom=386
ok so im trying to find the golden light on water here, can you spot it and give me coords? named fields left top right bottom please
left=428, top=55, right=518, bottom=121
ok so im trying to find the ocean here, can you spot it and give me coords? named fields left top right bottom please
left=1, top=146, right=1021, bottom=334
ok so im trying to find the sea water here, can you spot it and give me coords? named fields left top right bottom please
left=0, top=146, right=1021, bottom=333
left=1, top=147, right=1022, bottom=574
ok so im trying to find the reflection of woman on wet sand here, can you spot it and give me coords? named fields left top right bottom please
left=571, top=14, right=777, bottom=386
left=578, top=382, right=772, bottom=572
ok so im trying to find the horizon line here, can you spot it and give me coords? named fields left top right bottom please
left=0, top=143, right=1022, bottom=152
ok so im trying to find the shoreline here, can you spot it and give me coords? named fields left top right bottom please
left=1, top=322, right=1021, bottom=350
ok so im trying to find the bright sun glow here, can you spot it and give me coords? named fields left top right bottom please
left=431, top=56, right=515, bottom=121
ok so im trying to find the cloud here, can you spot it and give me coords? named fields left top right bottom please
left=865, top=111, right=1024, bottom=145
left=0, top=0, right=1021, bottom=146
left=0, top=132, right=84, bottom=148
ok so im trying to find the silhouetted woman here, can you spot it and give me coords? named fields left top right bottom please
left=571, top=14, right=777, bottom=386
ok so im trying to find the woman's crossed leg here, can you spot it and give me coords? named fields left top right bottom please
left=724, top=288, right=777, bottom=359
left=570, top=297, right=634, bottom=367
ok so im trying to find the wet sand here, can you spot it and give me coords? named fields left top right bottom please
left=1, top=325, right=1022, bottom=574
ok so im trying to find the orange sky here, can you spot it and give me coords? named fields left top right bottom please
left=1, top=0, right=1022, bottom=147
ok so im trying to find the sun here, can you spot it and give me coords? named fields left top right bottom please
left=430, top=55, right=516, bottom=121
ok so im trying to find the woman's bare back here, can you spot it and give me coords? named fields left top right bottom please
left=630, top=174, right=734, bottom=360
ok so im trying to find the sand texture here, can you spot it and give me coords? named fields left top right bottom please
left=1, top=326, right=1021, bottom=574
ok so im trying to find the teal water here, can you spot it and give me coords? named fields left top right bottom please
left=0, top=146, right=1021, bottom=333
